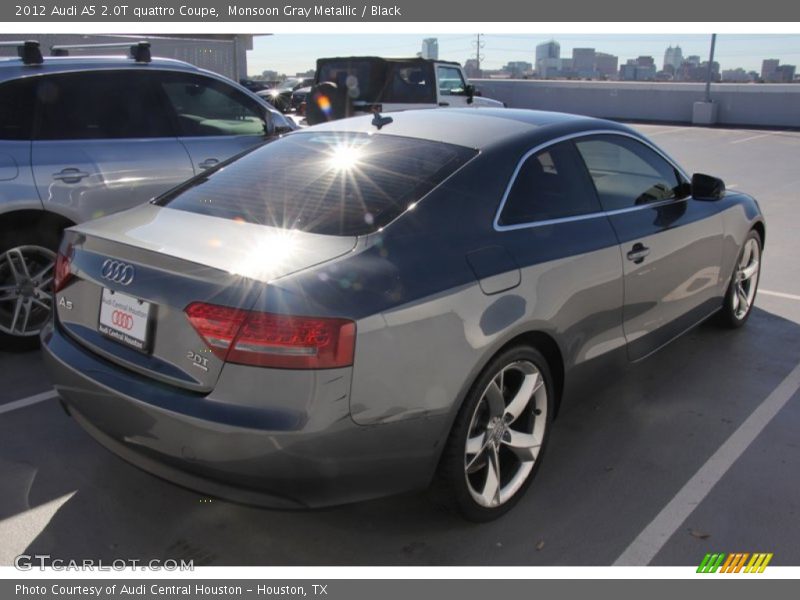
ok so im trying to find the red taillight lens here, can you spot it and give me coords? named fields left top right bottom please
left=54, top=246, right=73, bottom=293
left=185, top=302, right=355, bottom=369
left=184, top=303, right=248, bottom=361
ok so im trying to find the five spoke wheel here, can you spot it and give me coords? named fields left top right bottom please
left=435, top=344, right=553, bottom=521
left=464, top=360, right=548, bottom=508
left=719, top=230, right=762, bottom=329
left=732, top=236, right=760, bottom=320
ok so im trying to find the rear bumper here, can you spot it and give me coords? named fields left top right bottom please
left=41, top=322, right=445, bottom=508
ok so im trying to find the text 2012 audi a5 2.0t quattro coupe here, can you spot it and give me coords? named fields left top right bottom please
left=42, top=109, right=765, bottom=521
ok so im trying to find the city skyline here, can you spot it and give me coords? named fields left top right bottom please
left=248, top=33, right=800, bottom=77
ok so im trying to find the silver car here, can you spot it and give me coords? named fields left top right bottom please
left=42, top=108, right=765, bottom=521
left=0, top=41, right=294, bottom=349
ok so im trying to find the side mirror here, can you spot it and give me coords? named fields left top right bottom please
left=691, top=173, right=725, bottom=201
left=464, top=84, right=476, bottom=105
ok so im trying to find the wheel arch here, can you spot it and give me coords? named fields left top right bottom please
left=493, top=330, right=565, bottom=417
left=0, top=210, right=76, bottom=245
left=752, top=219, right=766, bottom=248
left=446, top=327, right=567, bottom=431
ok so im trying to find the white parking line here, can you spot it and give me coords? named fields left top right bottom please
left=730, top=132, right=773, bottom=144
left=639, top=126, right=688, bottom=136
left=0, top=390, right=58, bottom=415
left=760, top=289, right=800, bottom=302
left=614, top=360, right=800, bottom=566
left=0, top=491, right=76, bottom=565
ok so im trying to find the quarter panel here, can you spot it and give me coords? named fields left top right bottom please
left=349, top=241, right=625, bottom=425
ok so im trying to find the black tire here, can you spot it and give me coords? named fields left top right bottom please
left=433, top=345, right=554, bottom=522
left=717, top=229, right=762, bottom=329
left=0, top=226, right=61, bottom=352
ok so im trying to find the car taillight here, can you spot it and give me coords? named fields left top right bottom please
left=185, top=302, right=355, bottom=369
left=54, top=246, right=73, bottom=293
left=184, top=303, right=248, bottom=360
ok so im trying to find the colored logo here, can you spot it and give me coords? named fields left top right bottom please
left=697, top=552, right=773, bottom=573
left=111, top=310, right=134, bottom=331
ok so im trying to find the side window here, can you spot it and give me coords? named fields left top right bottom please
left=437, top=66, right=466, bottom=96
left=35, top=71, right=174, bottom=140
left=0, top=78, right=36, bottom=141
left=575, top=135, right=685, bottom=211
left=157, top=73, right=265, bottom=137
left=498, top=141, right=602, bottom=226
left=385, top=65, right=435, bottom=103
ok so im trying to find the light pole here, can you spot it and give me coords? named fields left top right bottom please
left=705, top=33, right=717, bottom=103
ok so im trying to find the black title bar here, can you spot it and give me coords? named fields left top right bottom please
left=3, top=0, right=800, bottom=21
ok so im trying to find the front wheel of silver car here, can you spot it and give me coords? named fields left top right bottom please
left=434, top=345, right=554, bottom=522
left=719, top=229, right=762, bottom=329
left=0, top=229, right=59, bottom=352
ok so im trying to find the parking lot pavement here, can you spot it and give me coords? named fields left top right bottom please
left=1, top=124, right=799, bottom=566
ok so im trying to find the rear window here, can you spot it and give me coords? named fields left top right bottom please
left=157, top=132, right=476, bottom=236
left=317, top=59, right=385, bottom=102
left=316, top=59, right=435, bottom=104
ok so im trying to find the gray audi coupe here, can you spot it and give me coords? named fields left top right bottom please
left=42, top=108, right=765, bottom=521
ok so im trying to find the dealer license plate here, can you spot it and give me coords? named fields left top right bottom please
left=98, top=288, right=152, bottom=352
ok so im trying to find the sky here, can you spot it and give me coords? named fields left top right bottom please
left=247, top=33, right=800, bottom=76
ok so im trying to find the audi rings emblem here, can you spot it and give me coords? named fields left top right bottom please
left=101, top=259, right=135, bottom=285
left=111, top=310, right=134, bottom=331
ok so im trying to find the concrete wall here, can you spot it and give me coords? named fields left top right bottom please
left=474, top=79, right=800, bottom=128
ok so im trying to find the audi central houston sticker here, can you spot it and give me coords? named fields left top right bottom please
left=98, top=289, right=151, bottom=351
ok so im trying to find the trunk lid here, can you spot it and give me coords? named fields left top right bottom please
left=55, top=204, right=357, bottom=392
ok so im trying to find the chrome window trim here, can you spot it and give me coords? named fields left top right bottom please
left=493, top=129, right=691, bottom=232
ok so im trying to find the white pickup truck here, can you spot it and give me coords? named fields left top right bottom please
left=305, top=56, right=504, bottom=125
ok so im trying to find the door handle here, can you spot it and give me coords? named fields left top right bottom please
left=52, top=168, right=90, bottom=183
left=626, top=243, right=651, bottom=264
left=438, top=102, right=450, bottom=107
left=198, top=158, right=220, bottom=170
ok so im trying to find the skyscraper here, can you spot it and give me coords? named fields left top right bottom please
left=775, top=64, right=796, bottom=83
left=619, top=58, right=656, bottom=81
left=595, top=52, right=619, bottom=78
left=536, top=40, right=561, bottom=78
left=536, top=40, right=560, bottom=62
left=761, top=59, right=780, bottom=81
left=663, top=45, right=683, bottom=71
left=572, top=48, right=596, bottom=78
left=421, top=38, right=438, bottom=60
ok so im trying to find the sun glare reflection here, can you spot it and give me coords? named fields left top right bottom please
left=229, top=229, right=300, bottom=281
left=326, top=143, right=363, bottom=172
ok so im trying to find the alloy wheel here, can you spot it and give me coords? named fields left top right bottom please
left=0, top=245, right=57, bottom=337
left=464, top=360, right=548, bottom=508
left=732, top=237, right=760, bottom=320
